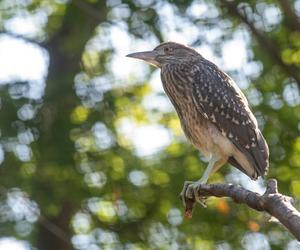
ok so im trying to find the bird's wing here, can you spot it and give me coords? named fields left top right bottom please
left=189, top=60, right=269, bottom=179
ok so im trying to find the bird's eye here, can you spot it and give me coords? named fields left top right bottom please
left=164, top=47, right=172, bottom=54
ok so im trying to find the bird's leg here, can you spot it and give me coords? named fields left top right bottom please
left=182, top=155, right=219, bottom=207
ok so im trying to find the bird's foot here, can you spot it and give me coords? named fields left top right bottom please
left=186, top=181, right=207, bottom=207
left=180, top=181, right=207, bottom=218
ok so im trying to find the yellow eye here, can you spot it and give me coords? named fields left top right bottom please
left=164, top=47, right=172, bottom=53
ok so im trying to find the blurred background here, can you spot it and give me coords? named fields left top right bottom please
left=0, top=0, right=300, bottom=249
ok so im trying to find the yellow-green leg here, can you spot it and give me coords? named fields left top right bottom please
left=181, top=155, right=224, bottom=207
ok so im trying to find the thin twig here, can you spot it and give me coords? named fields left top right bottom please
left=219, top=0, right=300, bottom=88
left=0, top=185, right=72, bottom=246
left=0, top=31, right=43, bottom=47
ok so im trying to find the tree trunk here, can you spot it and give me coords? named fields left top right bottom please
left=33, top=1, right=107, bottom=249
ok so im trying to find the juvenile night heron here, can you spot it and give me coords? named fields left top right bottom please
left=127, top=42, right=269, bottom=205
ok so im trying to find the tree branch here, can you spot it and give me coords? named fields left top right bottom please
left=73, top=0, right=106, bottom=22
left=0, top=30, right=43, bottom=47
left=277, top=0, right=300, bottom=32
left=219, top=0, right=300, bottom=88
left=182, top=179, right=300, bottom=241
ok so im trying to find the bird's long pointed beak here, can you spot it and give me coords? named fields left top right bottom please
left=126, top=51, right=160, bottom=67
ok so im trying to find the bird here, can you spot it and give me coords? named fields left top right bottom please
left=126, top=42, right=269, bottom=206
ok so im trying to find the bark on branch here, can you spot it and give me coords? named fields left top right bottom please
left=182, top=179, right=300, bottom=241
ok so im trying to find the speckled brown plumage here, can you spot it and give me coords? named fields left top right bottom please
left=127, top=42, right=269, bottom=186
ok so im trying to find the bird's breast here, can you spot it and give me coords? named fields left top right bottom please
left=161, top=72, right=213, bottom=156
left=161, top=66, right=235, bottom=158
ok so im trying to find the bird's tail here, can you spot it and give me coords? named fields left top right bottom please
left=252, top=130, right=269, bottom=177
left=229, top=130, right=269, bottom=180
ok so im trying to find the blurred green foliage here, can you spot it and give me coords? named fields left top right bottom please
left=0, top=0, right=300, bottom=249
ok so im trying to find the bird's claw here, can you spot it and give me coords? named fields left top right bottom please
left=180, top=181, right=207, bottom=218
left=180, top=181, right=193, bottom=202
left=186, top=182, right=207, bottom=207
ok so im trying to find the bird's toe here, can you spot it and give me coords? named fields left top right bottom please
left=187, top=182, right=207, bottom=207
left=186, top=183, right=196, bottom=200
left=180, top=181, right=194, bottom=206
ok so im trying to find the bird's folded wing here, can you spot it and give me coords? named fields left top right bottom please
left=189, top=61, right=269, bottom=178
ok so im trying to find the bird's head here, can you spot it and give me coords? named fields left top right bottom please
left=126, top=42, right=199, bottom=68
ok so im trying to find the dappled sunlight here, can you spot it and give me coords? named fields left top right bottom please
left=0, top=189, right=39, bottom=243
left=167, top=208, right=183, bottom=226
left=242, top=232, right=270, bottom=250
left=0, top=36, right=48, bottom=99
left=84, top=171, right=107, bottom=189
left=116, top=117, right=172, bottom=156
left=291, top=180, right=300, bottom=197
left=0, top=238, right=30, bottom=250
left=0, top=0, right=299, bottom=249
left=283, top=82, right=300, bottom=107
left=70, top=106, right=91, bottom=124
left=87, top=198, right=117, bottom=223
left=128, top=170, right=148, bottom=187
left=4, top=10, right=48, bottom=38
left=222, top=39, right=247, bottom=71
left=72, top=212, right=92, bottom=234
